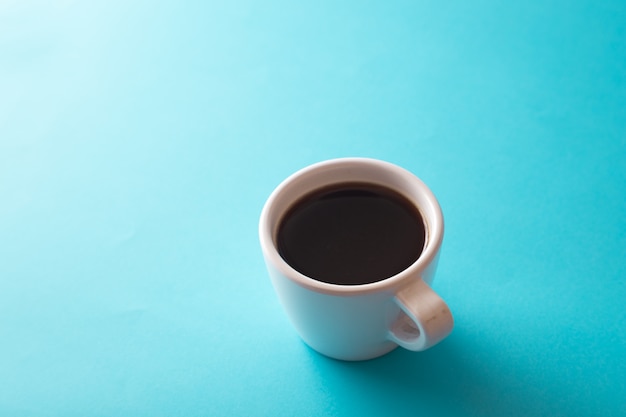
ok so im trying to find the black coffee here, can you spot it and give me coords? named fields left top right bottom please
left=277, top=182, right=426, bottom=285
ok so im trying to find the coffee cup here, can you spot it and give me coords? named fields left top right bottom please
left=259, top=158, right=453, bottom=361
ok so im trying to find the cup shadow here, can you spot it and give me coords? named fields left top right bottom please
left=306, top=332, right=589, bottom=417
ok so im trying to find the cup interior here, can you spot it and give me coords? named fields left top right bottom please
left=259, top=158, right=443, bottom=293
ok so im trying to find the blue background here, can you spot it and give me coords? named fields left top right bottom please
left=1, top=1, right=625, bottom=416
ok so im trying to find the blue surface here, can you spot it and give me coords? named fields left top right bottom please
left=1, top=1, right=625, bottom=416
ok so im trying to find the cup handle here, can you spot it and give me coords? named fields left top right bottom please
left=388, top=279, right=454, bottom=351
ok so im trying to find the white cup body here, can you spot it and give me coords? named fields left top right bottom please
left=259, top=158, right=452, bottom=361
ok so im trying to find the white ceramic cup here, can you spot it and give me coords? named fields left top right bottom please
left=259, top=158, right=453, bottom=361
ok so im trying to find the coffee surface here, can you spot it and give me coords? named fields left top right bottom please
left=277, top=182, right=426, bottom=285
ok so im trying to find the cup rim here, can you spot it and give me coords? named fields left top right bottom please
left=259, top=157, right=444, bottom=295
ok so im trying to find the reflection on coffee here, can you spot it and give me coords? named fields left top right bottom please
left=277, top=182, right=426, bottom=285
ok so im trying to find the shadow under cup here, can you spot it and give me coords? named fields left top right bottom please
left=259, top=158, right=452, bottom=361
